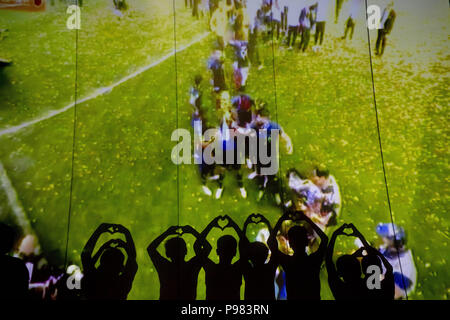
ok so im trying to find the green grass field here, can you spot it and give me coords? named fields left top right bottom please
left=0, top=0, right=448, bottom=299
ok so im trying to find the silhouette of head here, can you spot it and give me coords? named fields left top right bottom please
left=361, top=254, right=382, bottom=275
left=248, top=242, right=269, bottom=266
left=165, top=237, right=187, bottom=262
left=336, top=255, right=362, bottom=283
left=0, top=223, right=15, bottom=255
left=216, top=235, right=237, bottom=264
left=99, top=247, right=125, bottom=275
left=287, top=226, right=308, bottom=253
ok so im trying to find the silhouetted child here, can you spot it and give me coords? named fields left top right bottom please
left=0, top=223, right=29, bottom=299
left=268, top=211, right=328, bottom=300
left=148, top=225, right=210, bottom=300
left=241, top=214, right=278, bottom=300
left=361, top=250, right=395, bottom=299
left=352, top=227, right=395, bottom=300
left=326, top=223, right=367, bottom=300
left=81, top=223, right=137, bottom=300
left=202, top=215, right=245, bottom=300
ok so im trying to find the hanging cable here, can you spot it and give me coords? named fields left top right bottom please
left=64, top=0, right=80, bottom=270
left=172, top=0, right=182, bottom=300
left=172, top=0, right=180, bottom=228
left=269, top=4, right=285, bottom=207
left=364, top=0, right=408, bottom=299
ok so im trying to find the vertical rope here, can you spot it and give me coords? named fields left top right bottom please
left=364, top=0, right=408, bottom=299
left=172, top=0, right=181, bottom=299
left=64, top=0, right=80, bottom=269
left=269, top=4, right=284, bottom=206
left=173, top=0, right=180, bottom=228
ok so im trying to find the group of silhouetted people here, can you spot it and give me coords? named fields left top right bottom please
left=147, top=211, right=395, bottom=300
left=1, top=211, right=398, bottom=300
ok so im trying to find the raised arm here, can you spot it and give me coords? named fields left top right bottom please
left=181, top=225, right=200, bottom=238
left=242, top=215, right=253, bottom=237
left=224, top=215, right=247, bottom=258
left=366, top=245, right=394, bottom=276
left=147, top=226, right=179, bottom=265
left=326, top=224, right=348, bottom=283
left=224, top=215, right=245, bottom=240
left=182, top=225, right=212, bottom=260
left=82, top=223, right=111, bottom=271
left=89, top=239, right=118, bottom=267
left=347, top=223, right=393, bottom=275
left=114, top=224, right=137, bottom=275
left=240, top=215, right=256, bottom=260
left=224, top=215, right=248, bottom=241
left=198, top=216, right=224, bottom=262
left=199, top=216, right=221, bottom=239
left=348, top=223, right=371, bottom=248
left=244, top=213, right=273, bottom=235
left=366, top=246, right=394, bottom=298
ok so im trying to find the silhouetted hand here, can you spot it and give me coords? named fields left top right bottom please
left=247, top=213, right=270, bottom=226
left=111, top=224, right=128, bottom=234
left=347, top=223, right=363, bottom=238
left=98, top=223, right=114, bottom=234
left=98, top=223, right=126, bottom=235
left=334, top=223, right=350, bottom=236
left=211, top=215, right=231, bottom=231
left=181, top=225, right=196, bottom=235
left=209, top=216, right=223, bottom=229
left=108, top=239, right=127, bottom=248
left=223, top=215, right=238, bottom=230
left=167, top=225, right=183, bottom=235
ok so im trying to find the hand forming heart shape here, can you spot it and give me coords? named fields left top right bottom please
left=249, top=213, right=262, bottom=224
left=174, top=227, right=184, bottom=236
left=216, top=216, right=230, bottom=231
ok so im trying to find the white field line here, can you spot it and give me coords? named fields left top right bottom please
left=0, top=160, right=33, bottom=235
left=0, top=32, right=210, bottom=137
